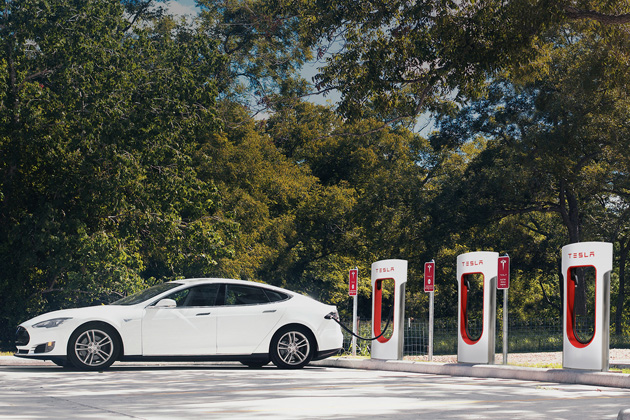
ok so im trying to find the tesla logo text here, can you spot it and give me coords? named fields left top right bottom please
left=462, top=260, right=483, bottom=267
left=375, top=267, right=395, bottom=273
left=568, top=251, right=595, bottom=259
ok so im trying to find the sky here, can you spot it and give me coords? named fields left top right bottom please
left=163, top=0, right=340, bottom=107
left=163, top=0, right=198, bottom=17
left=163, top=1, right=432, bottom=133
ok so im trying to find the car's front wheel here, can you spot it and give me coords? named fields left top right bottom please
left=270, top=327, right=314, bottom=369
left=67, top=323, right=119, bottom=371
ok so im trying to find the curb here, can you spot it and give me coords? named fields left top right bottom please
left=312, top=357, right=630, bottom=389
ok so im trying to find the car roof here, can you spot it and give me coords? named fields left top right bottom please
left=168, top=278, right=296, bottom=295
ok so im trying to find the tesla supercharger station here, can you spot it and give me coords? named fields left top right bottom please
left=562, top=242, right=612, bottom=371
left=371, top=259, right=407, bottom=360
left=457, top=251, right=498, bottom=364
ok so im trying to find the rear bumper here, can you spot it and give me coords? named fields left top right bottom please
left=315, top=320, right=343, bottom=353
left=313, top=348, right=341, bottom=361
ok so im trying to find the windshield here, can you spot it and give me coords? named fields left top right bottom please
left=111, top=282, right=183, bottom=305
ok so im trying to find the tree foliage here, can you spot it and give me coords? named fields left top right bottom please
left=267, top=0, right=630, bottom=124
left=0, top=0, right=231, bottom=343
left=2, top=0, right=630, bottom=350
left=429, top=21, right=630, bottom=320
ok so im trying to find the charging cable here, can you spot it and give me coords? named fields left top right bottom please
left=325, top=307, right=394, bottom=341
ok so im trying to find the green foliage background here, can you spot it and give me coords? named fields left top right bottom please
left=2, top=0, right=630, bottom=349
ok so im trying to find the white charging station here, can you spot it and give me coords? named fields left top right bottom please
left=371, top=259, right=407, bottom=360
left=562, top=242, right=612, bottom=371
left=457, top=251, right=497, bottom=364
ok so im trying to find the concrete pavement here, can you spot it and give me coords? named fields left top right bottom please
left=3, top=354, right=630, bottom=389
left=3, top=359, right=628, bottom=419
left=313, top=356, right=630, bottom=389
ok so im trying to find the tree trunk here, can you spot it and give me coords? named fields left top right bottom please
left=558, top=180, right=581, bottom=244
left=558, top=181, right=587, bottom=315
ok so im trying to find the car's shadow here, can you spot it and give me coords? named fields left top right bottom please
left=2, top=363, right=327, bottom=372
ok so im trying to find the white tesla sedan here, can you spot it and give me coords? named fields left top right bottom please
left=15, top=278, right=343, bottom=370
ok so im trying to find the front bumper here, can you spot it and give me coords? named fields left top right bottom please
left=14, top=324, right=71, bottom=358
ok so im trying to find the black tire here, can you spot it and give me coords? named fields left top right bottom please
left=67, top=323, right=119, bottom=371
left=269, top=326, right=314, bottom=369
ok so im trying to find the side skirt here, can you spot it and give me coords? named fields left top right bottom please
left=119, top=354, right=270, bottom=363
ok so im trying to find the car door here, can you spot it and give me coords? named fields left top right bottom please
left=142, top=284, right=220, bottom=356
left=214, top=284, right=287, bottom=355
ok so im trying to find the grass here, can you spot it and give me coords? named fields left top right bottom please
left=0, top=351, right=13, bottom=356
left=511, top=362, right=562, bottom=369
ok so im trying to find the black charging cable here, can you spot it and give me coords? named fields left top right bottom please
left=325, top=306, right=394, bottom=341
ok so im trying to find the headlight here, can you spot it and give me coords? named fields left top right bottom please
left=33, top=317, right=72, bottom=329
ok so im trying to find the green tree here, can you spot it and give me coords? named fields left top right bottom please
left=264, top=101, right=442, bottom=317
left=0, top=0, right=230, bottom=347
left=197, top=0, right=313, bottom=116
left=428, top=26, right=630, bottom=317
left=265, top=0, right=630, bottom=124
left=195, top=101, right=319, bottom=284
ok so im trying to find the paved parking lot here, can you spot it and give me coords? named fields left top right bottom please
left=1, top=359, right=629, bottom=419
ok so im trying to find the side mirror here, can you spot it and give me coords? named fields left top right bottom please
left=153, top=298, right=177, bottom=308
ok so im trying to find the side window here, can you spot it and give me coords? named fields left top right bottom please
left=225, top=285, right=271, bottom=306
left=164, top=288, right=190, bottom=307
left=184, top=284, right=221, bottom=307
left=163, top=284, right=220, bottom=307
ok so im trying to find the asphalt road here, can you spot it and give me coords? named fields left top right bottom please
left=1, top=360, right=629, bottom=419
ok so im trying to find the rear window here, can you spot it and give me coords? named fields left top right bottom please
left=264, top=289, right=289, bottom=302
left=224, top=284, right=290, bottom=305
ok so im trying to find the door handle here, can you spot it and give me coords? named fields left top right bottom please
left=263, top=310, right=277, bottom=313
left=196, top=312, right=211, bottom=316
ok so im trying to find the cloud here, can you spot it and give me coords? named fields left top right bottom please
left=161, top=1, right=199, bottom=18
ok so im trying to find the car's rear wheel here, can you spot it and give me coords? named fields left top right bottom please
left=270, top=327, right=314, bottom=369
left=67, top=324, right=119, bottom=371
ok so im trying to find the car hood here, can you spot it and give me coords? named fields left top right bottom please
left=20, top=305, right=131, bottom=327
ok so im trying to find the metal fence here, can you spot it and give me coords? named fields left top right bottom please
left=340, top=317, right=630, bottom=356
